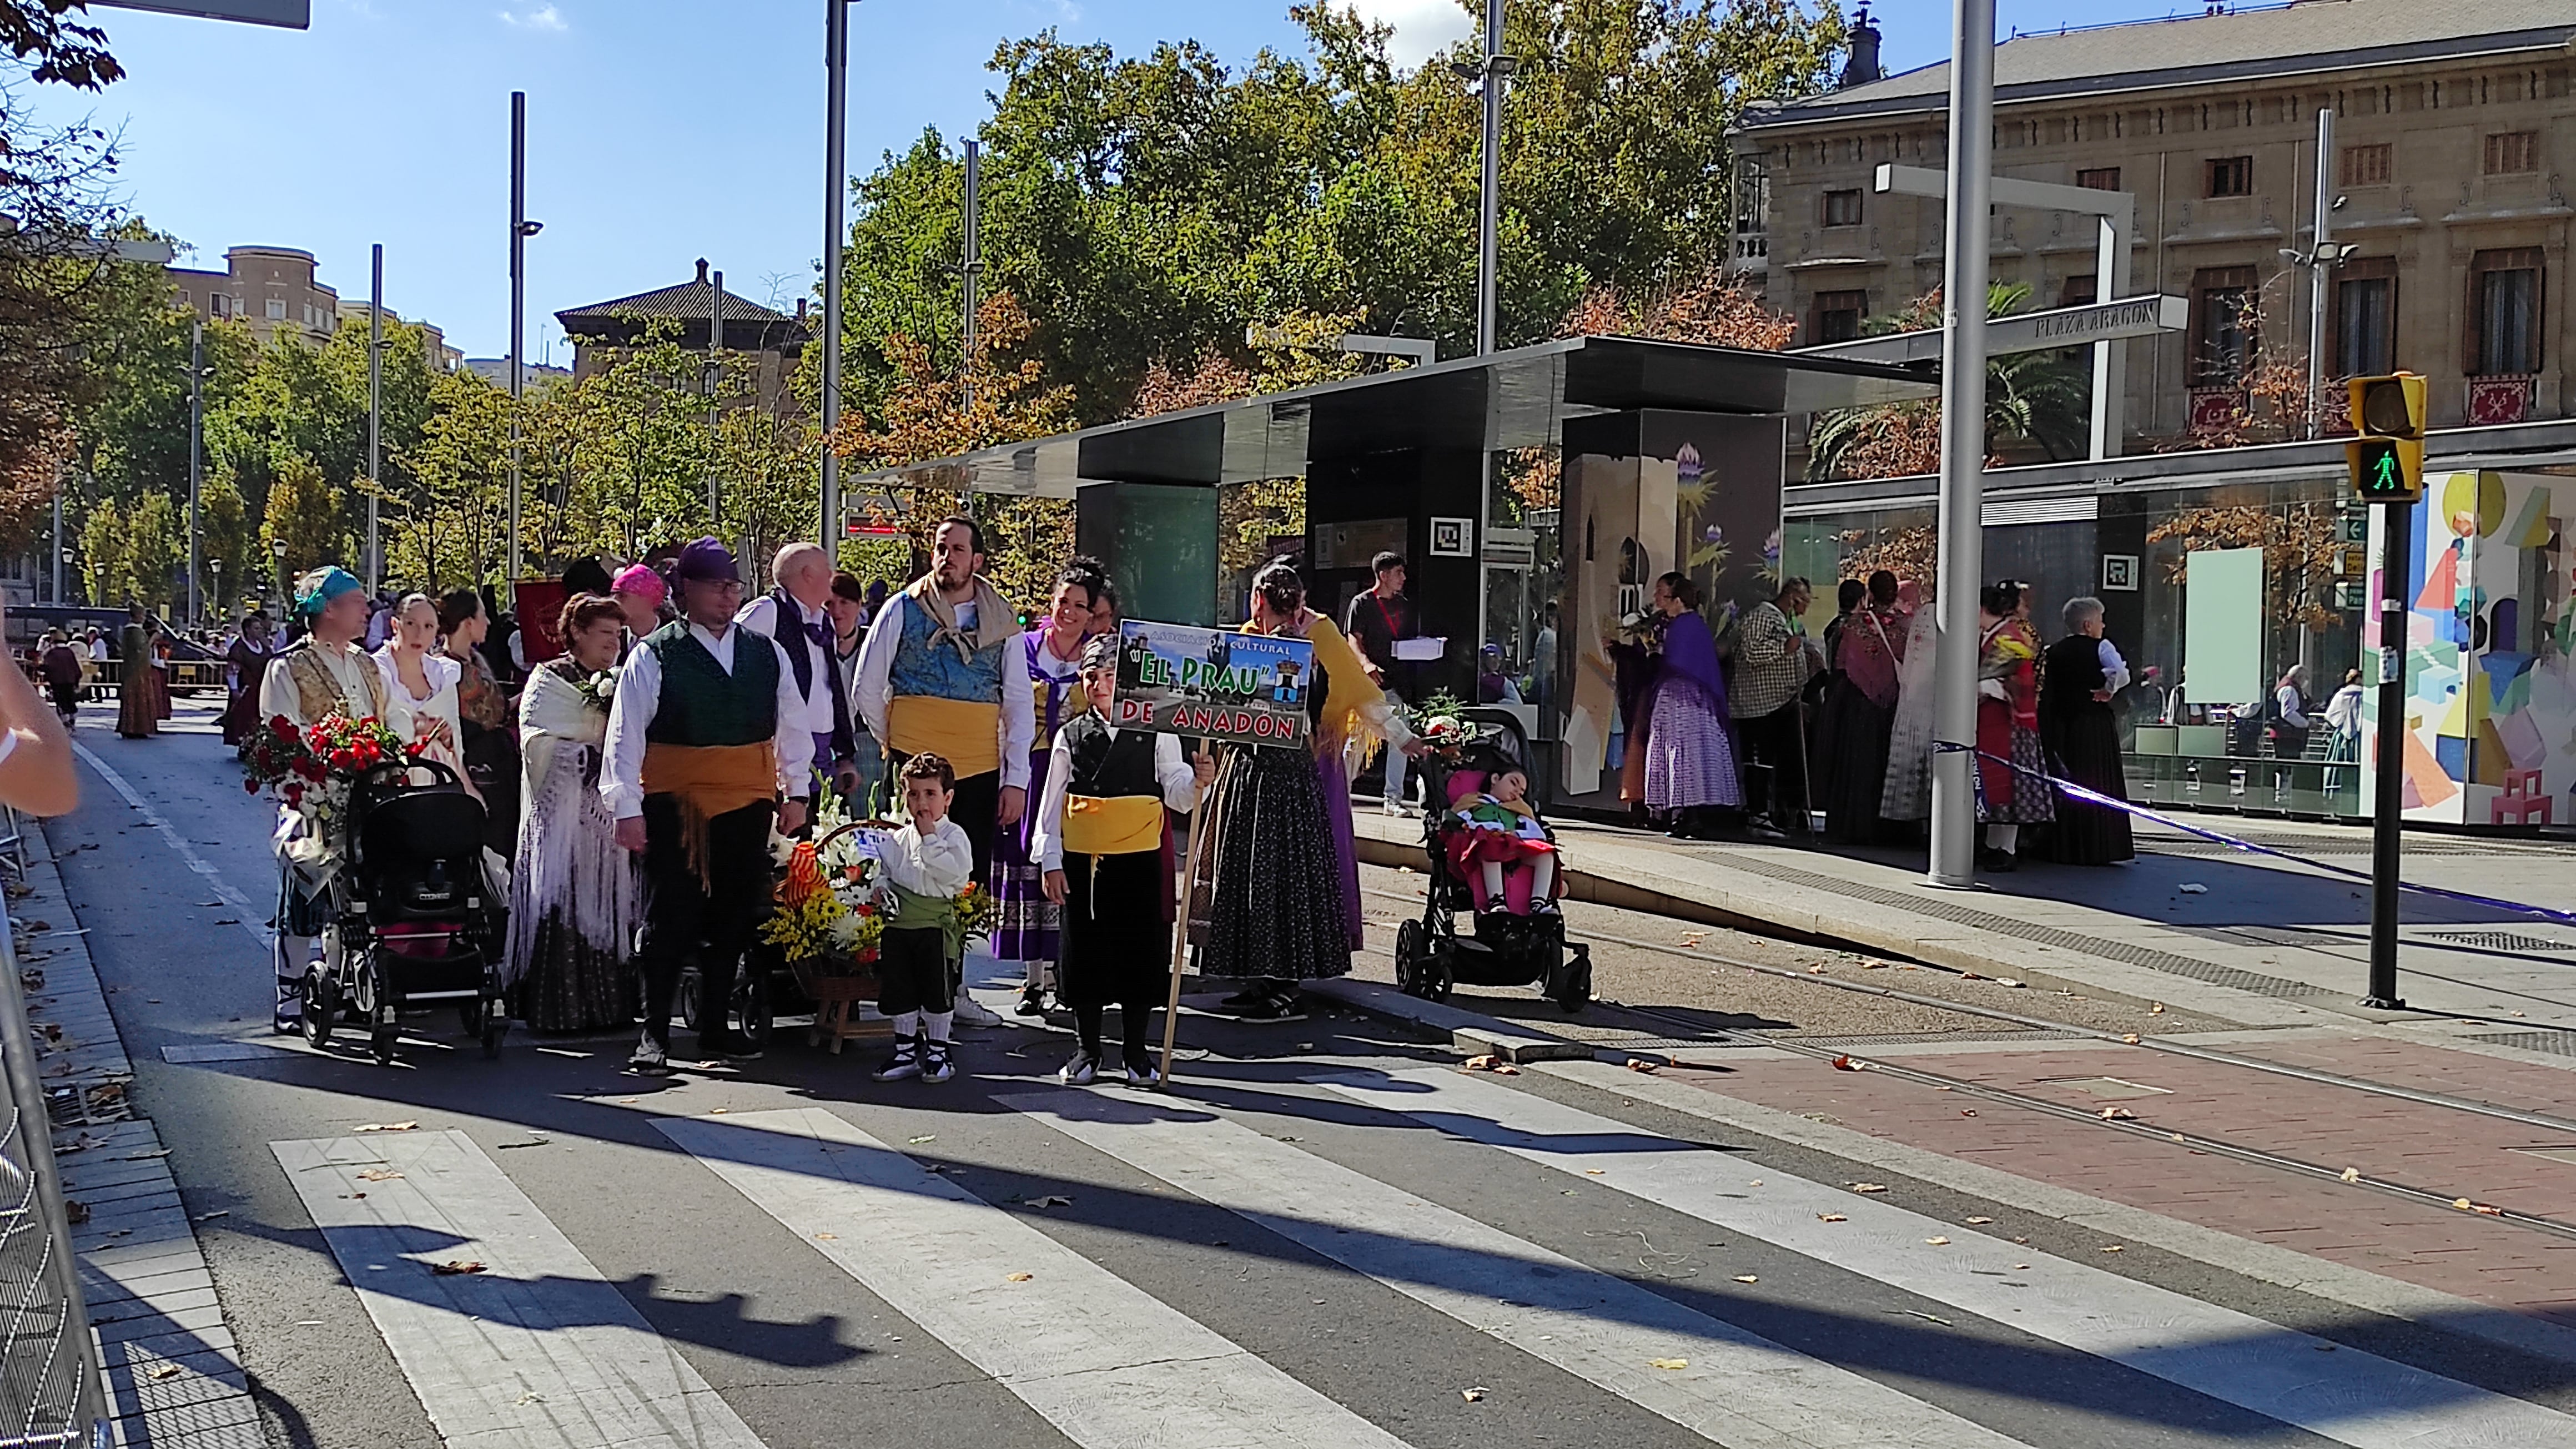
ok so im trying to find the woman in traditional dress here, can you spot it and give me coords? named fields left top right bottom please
left=506, top=595, right=642, bottom=1033
left=1813, top=571, right=1905, bottom=844
left=2040, top=596, right=2135, bottom=866
left=1975, top=581, right=2053, bottom=871
left=221, top=612, right=276, bottom=746
left=1879, top=582, right=1939, bottom=829
left=441, top=590, right=519, bottom=854
left=114, top=603, right=159, bottom=739
left=1034, top=633, right=1213, bottom=1085
left=996, top=560, right=1105, bottom=1017
left=1192, top=560, right=1418, bottom=1020
left=373, top=593, right=477, bottom=802
left=1637, top=571, right=1739, bottom=841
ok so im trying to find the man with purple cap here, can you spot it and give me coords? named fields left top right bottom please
left=602, top=537, right=814, bottom=1073
left=736, top=541, right=859, bottom=802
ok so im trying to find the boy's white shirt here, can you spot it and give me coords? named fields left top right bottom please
left=882, top=816, right=974, bottom=897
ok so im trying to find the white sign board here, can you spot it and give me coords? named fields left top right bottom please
left=89, top=1, right=310, bottom=28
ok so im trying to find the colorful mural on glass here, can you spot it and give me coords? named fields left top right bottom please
left=2367, top=471, right=2575, bottom=826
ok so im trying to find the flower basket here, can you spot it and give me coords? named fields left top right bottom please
left=761, top=819, right=890, bottom=1053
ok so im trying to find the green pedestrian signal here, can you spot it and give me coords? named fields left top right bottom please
left=2346, top=373, right=2425, bottom=504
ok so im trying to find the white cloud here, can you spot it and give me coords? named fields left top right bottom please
left=498, top=4, right=566, bottom=32
left=1346, top=0, right=1476, bottom=70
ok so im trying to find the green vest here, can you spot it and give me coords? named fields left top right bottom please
left=643, top=623, right=779, bottom=747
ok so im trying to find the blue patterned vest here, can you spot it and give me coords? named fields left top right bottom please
left=887, top=596, right=1008, bottom=704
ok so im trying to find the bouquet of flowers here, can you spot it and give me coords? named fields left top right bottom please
left=948, top=879, right=995, bottom=948
left=568, top=669, right=617, bottom=715
left=242, top=712, right=420, bottom=863
left=759, top=792, right=887, bottom=975
left=1402, top=688, right=1486, bottom=763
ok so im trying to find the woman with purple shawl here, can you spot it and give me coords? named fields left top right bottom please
left=995, top=561, right=1107, bottom=1017
left=1639, top=571, right=1741, bottom=839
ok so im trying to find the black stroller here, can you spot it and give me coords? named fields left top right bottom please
left=1392, top=729, right=1593, bottom=1012
left=303, top=758, right=509, bottom=1064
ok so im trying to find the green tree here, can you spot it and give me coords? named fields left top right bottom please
left=200, top=471, right=256, bottom=616
left=77, top=495, right=125, bottom=607
left=395, top=368, right=515, bottom=591
left=122, top=489, right=182, bottom=611
left=1805, top=283, right=2091, bottom=481
left=261, top=451, right=349, bottom=585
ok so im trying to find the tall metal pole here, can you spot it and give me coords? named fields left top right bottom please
left=50, top=490, right=63, bottom=605
left=708, top=268, right=725, bottom=526
left=1474, top=0, right=1506, bottom=355
left=1926, top=0, right=1996, bottom=889
left=367, top=242, right=383, bottom=592
left=2305, top=105, right=2334, bottom=440
left=960, top=138, right=981, bottom=416
left=821, top=0, right=851, bottom=549
left=2363, top=500, right=2411, bottom=1008
left=187, top=320, right=203, bottom=625
left=508, top=90, right=527, bottom=586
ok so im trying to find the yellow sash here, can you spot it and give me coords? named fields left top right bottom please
left=1063, top=794, right=1162, bottom=855
left=887, top=695, right=1002, bottom=779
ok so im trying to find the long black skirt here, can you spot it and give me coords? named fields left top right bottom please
left=511, top=910, right=638, bottom=1034
left=2042, top=711, right=2135, bottom=865
left=1812, top=676, right=1894, bottom=845
left=1195, top=745, right=1352, bottom=983
left=1059, top=849, right=1169, bottom=1009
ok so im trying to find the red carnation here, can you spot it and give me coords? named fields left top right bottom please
left=244, top=777, right=259, bottom=793
left=269, top=716, right=296, bottom=739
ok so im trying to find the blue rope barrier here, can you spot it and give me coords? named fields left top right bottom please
left=1929, top=740, right=2576, bottom=929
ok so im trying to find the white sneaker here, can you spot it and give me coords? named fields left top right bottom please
left=950, top=988, right=1003, bottom=1028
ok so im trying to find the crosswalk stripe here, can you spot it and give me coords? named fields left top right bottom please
left=1324, top=1068, right=2576, bottom=1449
left=271, top=1130, right=766, bottom=1449
left=998, top=1088, right=2036, bottom=1449
left=657, top=1106, right=1415, bottom=1449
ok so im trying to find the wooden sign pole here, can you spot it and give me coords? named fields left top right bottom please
left=1155, top=744, right=1213, bottom=1090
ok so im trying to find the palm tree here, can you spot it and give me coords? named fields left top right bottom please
left=1805, top=282, right=2092, bottom=482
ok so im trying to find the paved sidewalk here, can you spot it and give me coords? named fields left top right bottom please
left=1351, top=808, right=2576, bottom=1037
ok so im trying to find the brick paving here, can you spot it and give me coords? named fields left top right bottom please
left=1674, top=1041, right=2576, bottom=1328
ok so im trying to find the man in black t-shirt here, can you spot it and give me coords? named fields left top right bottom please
left=1342, top=550, right=1421, bottom=814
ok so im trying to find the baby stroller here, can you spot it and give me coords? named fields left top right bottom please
left=1393, top=729, right=1592, bottom=1012
left=303, top=758, right=509, bottom=1064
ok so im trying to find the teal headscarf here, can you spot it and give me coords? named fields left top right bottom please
left=293, top=566, right=362, bottom=621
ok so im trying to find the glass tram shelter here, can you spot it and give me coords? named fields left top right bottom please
left=848, top=335, right=1930, bottom=816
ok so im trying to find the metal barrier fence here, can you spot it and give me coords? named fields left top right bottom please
left=0, top=844, right=107, bottom=1448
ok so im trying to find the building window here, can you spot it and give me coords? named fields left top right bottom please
left=2190, top=266, right=2255, bottom=384
left=2333, top=258, right=2396, bottom=377
left=2468, top=248, right=2543, bottom=376
left=1820, top=189, right=1863, bottom=227
left=2204, top=156, right=2252, bottom=198
left=2059, top=273, right=2097, bottom=309
left=264, top=298, right=286, bottom=321
left=209, top=293, right=229, bottom=317
left=1813, top=290, right=1868, bottom=345
left=2338, top=144, right=2391, bottom=187
left=1733, top=162, right=1768, bottom=264
left=2076, top=167, right=2120, bottom=191
left=2483, top=132, right=2537, bottom=176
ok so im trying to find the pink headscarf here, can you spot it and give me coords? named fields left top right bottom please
left=611, top=564, right=667, bottom=607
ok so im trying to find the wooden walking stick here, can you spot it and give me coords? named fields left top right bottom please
left=1155, top=741, right=1214, bottom=1090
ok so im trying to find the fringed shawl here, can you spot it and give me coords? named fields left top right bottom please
left=505, top=661, right=641, bottom=986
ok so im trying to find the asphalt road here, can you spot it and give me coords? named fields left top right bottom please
left=42, top=701, right=2576, bottom=1449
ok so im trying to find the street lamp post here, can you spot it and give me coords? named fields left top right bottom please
left=209, top=559, right=222, bottom=621
left=1472, top=0, right=1512, bottom=356
left=187, top=320, right=205, bottom=626
left=508, top=93, right=543, bottom=585
left=271, top=537, right=289, bottom=609
left=821, top=0, right=858, bottom=547
left=367, top=243, right=383, bottom=592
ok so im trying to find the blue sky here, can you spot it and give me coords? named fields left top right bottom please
left=30, top=0, right=2099, bottom=361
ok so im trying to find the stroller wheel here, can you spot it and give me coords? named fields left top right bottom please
left=1552, top=945, right=1593, bottom=1014
left=735, top=970, right=773, bottom=1051
left=300, top=969, right=337, bottom=1048
left=678, top=967, right=703, bottom=1033
left=1424, top=945, right=1455, bottom=1003
left=1394, top=920, right=1425, bottom=997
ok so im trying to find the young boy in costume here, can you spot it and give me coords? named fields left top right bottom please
left=874, top=752, right=975, bottom=1084
left=1032, top=635, right=1212, bottom=1086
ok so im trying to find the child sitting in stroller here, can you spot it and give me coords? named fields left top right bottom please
left=1442, top=764, right=1558, bottom=916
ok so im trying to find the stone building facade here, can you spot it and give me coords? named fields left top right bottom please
left=165, top=245, right=341, bottom=349
left=1733, top=2, right=2576, bottom=442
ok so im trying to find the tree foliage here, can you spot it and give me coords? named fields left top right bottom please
left=1805, top=282, right=2091, bottom=482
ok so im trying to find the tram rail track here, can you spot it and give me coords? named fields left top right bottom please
left=1357, top=882, right=2576, bottom=1243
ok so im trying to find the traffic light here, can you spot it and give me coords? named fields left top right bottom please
left=2346, top=373, right=2426, bottom=504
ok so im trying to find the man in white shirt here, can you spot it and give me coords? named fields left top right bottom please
left=602, top=538, right=814, bottom=1074
left=852, top=517, right=1035, bottom=1027
left=736, top=541, right=858, bottom=801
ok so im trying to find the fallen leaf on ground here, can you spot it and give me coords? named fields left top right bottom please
left=1994, top=978, right=2025, bottom=988
left=1808, top=964, right=1826, bottom=974
left=2472, top=1203, right=2505, bottom=1216
left=707, top=1108, right=727, bottom=1115
left=1731, top=1275, right=1759, bottom=1284
left=2340, top=1168, right=2361, bottom=1184
left=1625, top=1059, right=1659, bottom=1074
left=2099, top=1106, right=2137, bottom=1120
left=1649, top=1359, right=1689, bottom=1371
left=191, top=1211, right=227, bottom=1223
left=123, top=1149, right=169, bottom=1160
left=1965, top=1216, right=1994, bottom=1225
left=814, top=1232, right=838, bottom=1241
left=1006, top=1272, right=1034, bottom=1282
left=355, top=1169, right=403, bottom=1183
left=432, top=1260, right=485, bottom=1275
left=148, top=1365, right=183, bottom=1381
left=1924, top=1236, right=1950, bottom=1246
left=1816, top=1212, right=1848, bottom=1222
left=2100, top=1245, right=2125, bottom=1253
left=2178, top=883, right=2207, bottom=894
left=2120, top=1034, right=2141, bottom=1045
left=1461, top=1386, right=1487, bottom=1402
left=1830, top=1055, right=1858, bottom=1071
left=63, top=1201, right=86, bottom=1225
left=2013, top=1264, right=2031, bottom=1270
left=1850, top=1183, right=1889, bottom=1194
left=907, top=1135, right=937, bottom=1145
left=1023, top=1195, right=1073, bottom=1209
left=2149, top=1003, right=2166, bottom=1015
left=352, top=1122, right=419, bottom=1134
left=2454, top=1198, right=2475, bottom=1211
left=1959, top=971, right=1984, bottom=980
left=1960, top=1109, right=1980, bottom=1118
left=1898, top=1309, right=1954, bottom=1326
left=1585, top=1169, right=1605, bottom=1175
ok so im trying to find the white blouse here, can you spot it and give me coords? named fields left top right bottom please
left=1029, top=724, right=1198, bottom=873
left=373, top=646, right=467, bottom=785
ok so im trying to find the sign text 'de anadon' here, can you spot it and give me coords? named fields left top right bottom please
left=1111, top=620, right=1315, bottom=747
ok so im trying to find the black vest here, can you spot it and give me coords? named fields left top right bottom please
left=1064, top=712, right=1159, bottom=799
left=642, top=624, right=780, bottom=747
left=758, top=587, right=855, bottom=760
